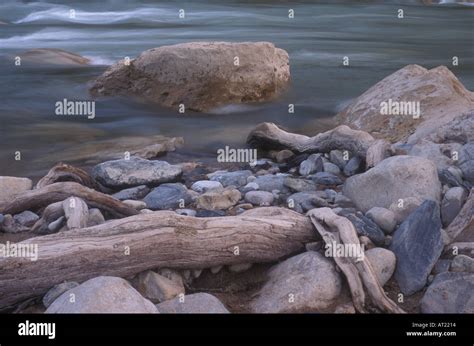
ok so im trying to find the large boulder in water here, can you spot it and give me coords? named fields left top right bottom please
left=89, top=42, right=290, bottom=112
left=19, top=48, right=90, bottom=66
left=336, top=65, right=474, bottom=143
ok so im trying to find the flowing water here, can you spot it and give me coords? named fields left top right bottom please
left=0, top=0, right=473, bottom=178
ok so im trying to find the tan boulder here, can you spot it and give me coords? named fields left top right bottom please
left=337, top=65, right=474, bottom=143
left=90, top=41, right=290, bottom=112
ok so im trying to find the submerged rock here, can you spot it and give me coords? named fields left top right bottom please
left=19, top=48, right=90, bottom=66
left=90, top=42, right=290, bottom=112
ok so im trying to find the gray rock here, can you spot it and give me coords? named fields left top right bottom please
left=196, top=210, right=226, bottom=217
left=342, top=212, right=385, bottom=246
left=287, top=191, right=329, bottom=213
left=388, top=196, right=423, bottom=224
left=241, top=182, right=259, bottom=193
left=334, top=194, right=353, bottom=208
left=421, top=272, right=474, bottom=313
left=390, top=200, right=444, bottom=295
left=323, top=162, right=341, bottom=175
left=450, top=254, right=474, bottom=273
left=324, top=189, right=338, bottom=203
left=343, top=156, right=441, bottom=213
left=311, top=172, right=343, bottom=186
left=208, top=170, right=252, bottom=188
left=46, top=276, right=158, bottom=313
left=283, top=177, right=317, bottom=192
left=0, top=214, right=4, bottom=224
left=365, top=248, right=396, bottom=286
left=175, top=209, right=197, bottom=217
left=438, top=168, right=469, bottom=189
left=365, top=207, right=397, bottom=234
left=0, top=214, right=29, bottom=233
left=191, top=180, right=223, bottom=193
left=86, top=208, right=105, bottom=227
left=43, top=282, right=79, bottom=308
left=441, top=187, right=467, bottom=226
left=13, top=211, right=39, bottom=227
left=48, top=216, right=65, bottom=233
left=432, top=259, right=451, bottom=275
left=156, top=293, right=229, bottom=313
left=144, top=183, right=192, bottom=210
left=251, top=252, right=342, bottom=313
left=275, top=149, right=294, bottom=163
left=92, top=157, right=182, bottom=188
left=329, top=150, right=347, bottom=169
left=136, top=270, right=185, bottom=303
left=253, top=174, right=289, bottom=193
left=112, top=185, right=150, bottom=200
left=299, top=154, right=323, bottom=176
left=122, top=199, right=147, bottom=210
left=343, top=156, right=362, bottom=176
left=244, top=191, right=274, bottom=206
left=459, top=143, right=474, bottom=183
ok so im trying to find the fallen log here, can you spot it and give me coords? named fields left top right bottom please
left=308, top=208, right=405, bottom=313
left=0, top=182, right=138, bottom=218
left=35, top=163, right=108, bottom=192
left=0, top=207, right=316, bottom=310
left=247, top=122, right=375, bottom=159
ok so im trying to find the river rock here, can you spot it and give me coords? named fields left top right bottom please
left=329, top=150, right=347, bottom=169
left=459, top=142, right=474, bottom=183
left=244, top=191, right=274, bottom=206
left=254, top=174, right=289, bottom=192
left=13, top=210, right=39, bottom=228
left=136, top=270, right=185, bottom=303
left=90, top=42, right=290, bottom=112
left=283, top=177, right=317, bottom=192
left=342, top=212, right=385, bottom=246
left=275, top=149, right=294, bottom=163
left=323, top=162, right=341, bottom=175
left=343, top=156, right=441, bottom=213
left=388, top=196, right=423, bottom=224
left=112, top=185, right=150, bottom=200
left=62, top=197, right=89, bottom=230
left=450, top=254, right=474, bottom=273
left=156, top=293, right=229, bottom=313
left=208, top=170, right=252, bottom=188
left=46, top=276, right=158, bottom=313
left=311, top=172, right=343, bottom=186
left=196, top=188, right=241, bottom=210
left=123, top=199, right=147, bottom=210
left=337, top=64, right=474, bottom=143
left=19, top=48, right=90, bottom=66
left=390, top=200, right=444, bottom=295
left=0, top=176, right=32, bottom=203
left=251, top=252, right=342, bottom=313
left=87, top=208, right=105, bottom=227
left=421, top=272, right=474, bottom=313
left=92, top=157, right=182, bottom=188
left=365, top=207, right=397, bottom=234
left=366, top=139, right=391, bottom=168
left=365, top=248, right=396, bottom=286
left=299, top=154, right=323, bottom=176
left=287, top=191, right=329, bottom=213
left=343, top=156, right=362, bottom=176
left=0, top=214, right=29, bottom=233
left=191, top=180, right=223, bottom=193
left=43, top=282, right=80, bottom=308
left=441, top=187, right=467, bottom=227
left=144, top=183, right=192, bottom=210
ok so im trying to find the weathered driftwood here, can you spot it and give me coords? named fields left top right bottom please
left=35, top=163, right=108, bottom=192
left=0, top=207, right=316, bottom=310
left=308, top=208, right=405, bottom=314
left=0, top=182, right=138, bottom=218
left=31, top=201, right=64, bottom=234
left=62, top=197, right=89, bottom=230
left=247, top=122, right=375, bottom=159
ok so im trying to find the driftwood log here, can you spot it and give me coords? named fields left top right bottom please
left=308, top=208, right=405, bottom=313
left=247, top=122, right=375, bottom=159
left=0, top=207, right=316, bottom=310
left=0, top=182, right=138, bottom=218
left=35, top=163, right=108, bottom=192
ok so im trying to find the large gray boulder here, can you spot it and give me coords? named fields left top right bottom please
left=92, top=157, right=182, bottom=188
left=251, top=252, right=342, bottom=313
left=156, top=293, right=229, bottom=313
left=46, top=276, right=158, bottom=313
left=421, top=272, right=474, bottom=313
left=343, top=156, right=441, bottom=213
left=390, top=200, right=444, bottom=295
left=90, top=42, right=290, bottom=112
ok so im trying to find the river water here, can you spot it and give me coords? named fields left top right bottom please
left=0, top=0, right=473, bottom=178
